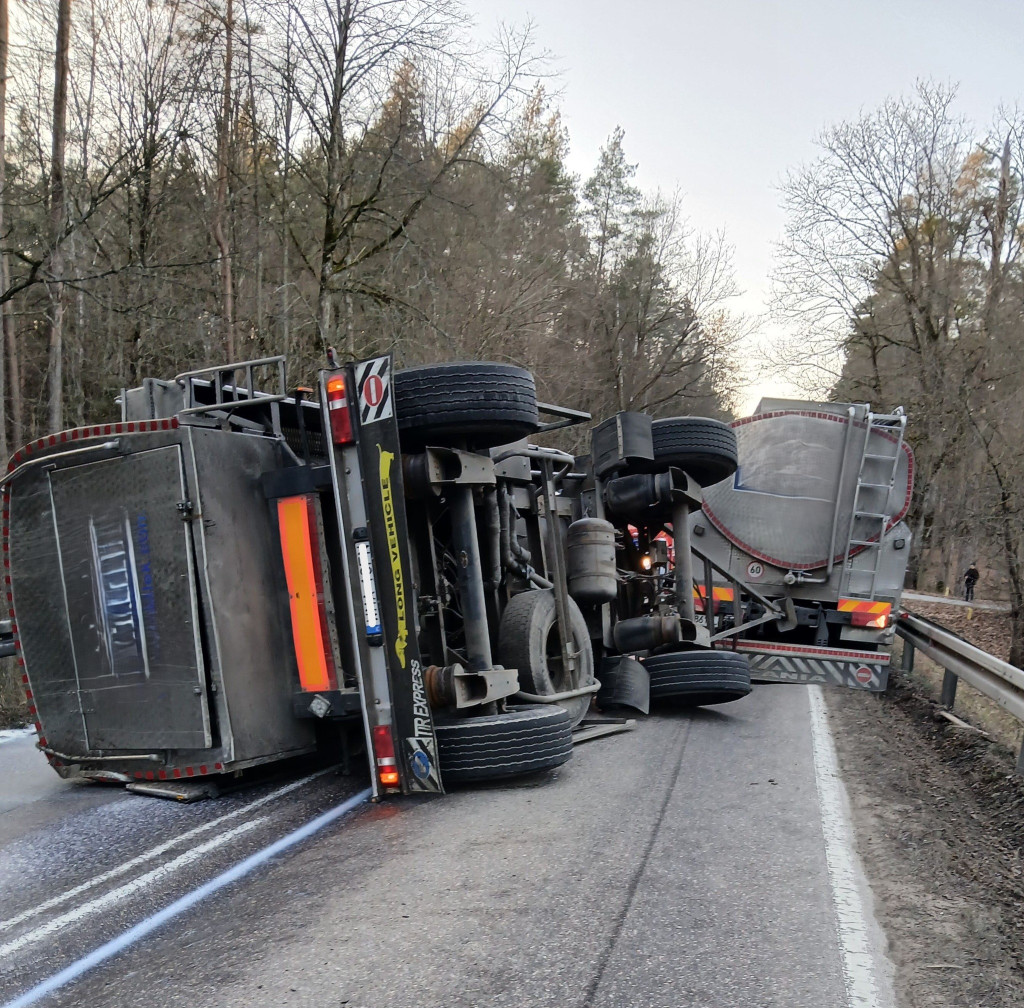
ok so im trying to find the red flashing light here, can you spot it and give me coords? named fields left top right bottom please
left=326, top=375, right=354, bottom=446
left=372, top=725, right=400, bottom=789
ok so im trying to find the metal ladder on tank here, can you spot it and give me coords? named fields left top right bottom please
left=839, top=410, right=907, bottom=601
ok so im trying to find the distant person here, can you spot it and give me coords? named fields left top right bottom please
left=964, top=563, right=979, bottom=602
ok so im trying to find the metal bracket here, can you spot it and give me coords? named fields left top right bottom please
left=423, top=446, right=497, bottom=487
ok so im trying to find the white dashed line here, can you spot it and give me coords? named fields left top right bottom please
left=0, top=817, right=267, bottom=957
left=0, top=766, right=334, bottom=934
left=2, top=787, right=371, bottom=1008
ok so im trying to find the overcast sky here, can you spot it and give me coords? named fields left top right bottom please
left=464, top=0, right=1024, bottom=412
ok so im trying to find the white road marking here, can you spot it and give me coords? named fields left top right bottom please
left=808, top=684, right=890, bottom=1008
left=0, top=766, right=334, bottom=934
left=0, top=817, right=267, bottom=957
left=2, top=787, right=372, bottom=1008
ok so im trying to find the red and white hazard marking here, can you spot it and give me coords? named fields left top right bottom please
left=854, top=666, right=874, bottom=686
left=355, top=357, right=393, bottom=424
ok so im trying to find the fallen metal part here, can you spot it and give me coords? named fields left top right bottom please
left=572, top=716, right=636, bottom=744
left=125, top=780, right=220, bottom=802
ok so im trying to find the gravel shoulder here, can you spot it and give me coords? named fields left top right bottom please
left=825, top=676, right=1024, bottom=1008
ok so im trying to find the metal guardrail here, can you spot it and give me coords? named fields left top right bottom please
left=897, top=610, right=1024, bottom=774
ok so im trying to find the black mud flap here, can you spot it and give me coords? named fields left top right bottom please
left=596, top=656, right=651, bottom=715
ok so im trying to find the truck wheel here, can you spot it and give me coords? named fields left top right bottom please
left=393, top=361, right=540, bottom=449
left=643, top=649, right=751, bottom=705
left=648, top=417, right=738, bottom=487
left=497, top=589, right=595, bottom=728
left=434, top=705, right=573, bottom=784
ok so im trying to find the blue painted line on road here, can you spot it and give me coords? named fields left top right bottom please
left=2, top=787, right=373, bottom=1008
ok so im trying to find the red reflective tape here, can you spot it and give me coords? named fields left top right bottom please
left=145, top=771, right=155, bottom=781
left=37, top=734, right=46, bottom=745
left=214, top=762, right=224, bottom=770
left=158, top=770, right=167, bottom=780
left=172, top=768, right=182, bottom=779
left=199, top=765, right=208, bottom=775
left=185, top=767, right=195, bottom=777
left=27, top=705, right=36, bottom=715
left=24, top=688, right=32, bottom=699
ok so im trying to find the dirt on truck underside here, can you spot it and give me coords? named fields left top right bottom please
left=825, top=676, right=1024, bottom=1007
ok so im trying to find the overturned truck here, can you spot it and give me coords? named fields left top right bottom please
left=2, top=355, right=757, bottom=798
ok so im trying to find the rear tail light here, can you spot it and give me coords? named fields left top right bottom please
left=850, top=611, right=890, bottom=629
left=372, top=725, right=400, bottom=788
left=326, top=375, right=353, bottom=445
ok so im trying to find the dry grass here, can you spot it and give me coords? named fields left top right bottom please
left=894, top=637, right=1024, bottom=759
left=0, top=657, right=28, bottom=729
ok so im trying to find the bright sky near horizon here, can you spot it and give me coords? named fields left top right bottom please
left=464, top=0, right=1024, bottom=414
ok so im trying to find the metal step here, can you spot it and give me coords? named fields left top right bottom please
left=855, top=511, right=890, bottom=520
left=864, top=452, right=899, bottom=461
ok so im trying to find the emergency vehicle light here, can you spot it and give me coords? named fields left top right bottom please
left=372, top=725, right=400, bottom=788
left=277, top=495, right=339, bottom=693
left=326, top=375, right=353, bottom=445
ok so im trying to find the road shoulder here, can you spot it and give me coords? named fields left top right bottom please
left=824, top=679, right=1024, bottom=1008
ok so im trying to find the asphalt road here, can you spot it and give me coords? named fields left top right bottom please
left=0, top=687, right=894, bottom=1008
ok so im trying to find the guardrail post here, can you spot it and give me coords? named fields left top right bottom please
left=900, top=639, right=915, bottom=674
left=940, top=670, right=959, bottom=709
left=1017, top=738, right=1024, bottom=777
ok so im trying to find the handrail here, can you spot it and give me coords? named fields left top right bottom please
left=897, top=610, right=1024, bottom=774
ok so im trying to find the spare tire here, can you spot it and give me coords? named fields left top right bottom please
left=433, top=705, right=573, bottom=784
left=644, top=649, right=751, bottom=706
left=648, top=417, right=738, bottom=487
left=394, top=362, right=540, bottom=449
left=497, top=589, right=595, bottom=728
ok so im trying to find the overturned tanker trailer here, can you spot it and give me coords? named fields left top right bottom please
left=687, top=399, right=913, bottom=691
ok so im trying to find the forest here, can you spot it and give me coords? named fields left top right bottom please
left=0, top=0, right=740, bottom=465
left=2, top=1, right=1024, bottom=666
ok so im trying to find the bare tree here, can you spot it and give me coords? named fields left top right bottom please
left=45, top=0, right=71, bottom=429
left=0, top=0, right=13, bottom=455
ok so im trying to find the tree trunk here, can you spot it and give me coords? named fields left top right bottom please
left=213, top=0, right=236, bottom=362
left=45, top=0, right=71, bottom=432
left=0, top=0, right=9, bottom=458
left=1009, top=606, right=1024, bottom=670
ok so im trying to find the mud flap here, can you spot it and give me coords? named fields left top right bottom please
left=323, top=356, right=443, bottom=795
left=596, top=656, right=651, bottom=714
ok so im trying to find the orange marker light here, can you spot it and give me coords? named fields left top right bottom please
left=277, top=495, right=338, bottom=692
left=326, top=375, right=353, bottom=445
